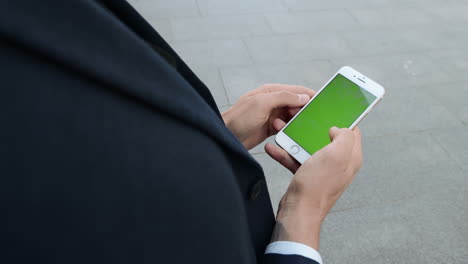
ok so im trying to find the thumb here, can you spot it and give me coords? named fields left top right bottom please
left=263, top=91, right=310, bottom=110
left=328, top=126, right=355, bottom=151
left=329, top=126, right=342, bottom=141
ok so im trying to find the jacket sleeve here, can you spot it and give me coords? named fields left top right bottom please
left=264, top=254, right=320, bottom=264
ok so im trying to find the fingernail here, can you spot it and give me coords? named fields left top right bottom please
left=298, top=94, right=309, bottom=103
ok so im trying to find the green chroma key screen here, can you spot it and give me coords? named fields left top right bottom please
left=284, top=74, right=376, bottom=155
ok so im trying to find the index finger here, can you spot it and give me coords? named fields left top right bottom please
left=244, top=84, right=316, bottom=98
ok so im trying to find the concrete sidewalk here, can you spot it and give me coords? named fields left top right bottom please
left=128, top=0, right=468, bottom=262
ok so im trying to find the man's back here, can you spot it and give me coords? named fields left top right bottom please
left=0, top=0, right=275, bottom=263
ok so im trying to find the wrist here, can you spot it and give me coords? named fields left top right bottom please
left=279, top=181, right=328, bottom=223
left=273, top=192, right=324, bottom=250
left=221, top=110, right=233, bottom=130
left=222, top=110, right=249, bottom=147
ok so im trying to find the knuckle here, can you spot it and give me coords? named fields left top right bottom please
left=262, top=83, right=278, bottom=92
left=341, top=130, right=355, bottom=145
left=343, top=128, right=354, bottom=138
left=279, top=152, right=288, bottom=163
left=271, top=91, right=295, bottom=105
left=278, top=91, right=293, bottom=98
left=250, top=96, right=264, bottom=108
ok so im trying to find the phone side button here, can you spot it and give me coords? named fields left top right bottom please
left=290, top=145, right=300, bottom=154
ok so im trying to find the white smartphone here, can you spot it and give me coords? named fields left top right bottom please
left=275, top=66, right=385, bottom=164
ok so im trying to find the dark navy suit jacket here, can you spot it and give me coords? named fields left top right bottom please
left=0, top=1, right=318, bottom=263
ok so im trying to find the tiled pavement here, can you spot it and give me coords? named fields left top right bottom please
left=128, top=0, right=468, bottom=262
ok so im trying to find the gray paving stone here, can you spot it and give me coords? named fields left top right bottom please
left=171, top=15, right=272, bottom=41
left=348, top=8, right=436, bottom=28
left=427, top=49, right=468, bottom=81
left=244, top=34, right=355, bottom=63
left=321, top=188, right=468, bottom=263
left=333, top=131, right=466, bottom=212
left=189, top=66, right=229, bottom=107
left=132, top=0, right=200, bottom=19
left=265, top=10, right=360, bottom=34
left=171, top=39, right=253, bottom=68
left=249, top=136, right=275, bottom=155
left=282, top=0, right=376, bottom=10
left=140, top=18, right=174, bottom=42
left=428, top=26, right=468, bottom=51
left=218, top=104, right=232, bottom=113
left=331, top=53, right=452, bottom=88
left=338, top=27, right=444, bottom=57
left=282, top=0, right=466, bottom=11
left=424, top=81, right=468, bottom=125
left=431, top=127, right=468, bottom=171
left=220, top=60, right=336, bottom=103
left=341, top=25, right=468, bottom=58
left=126, top=0, right=139, bottom=7
left=426, top=5, right=468, bottom=23
left=197, top=0, right=287, bottom=16
left=357, top=82, right=462, bottom=137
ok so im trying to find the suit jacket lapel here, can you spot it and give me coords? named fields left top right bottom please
left=0, top=0, right=261, bottom=170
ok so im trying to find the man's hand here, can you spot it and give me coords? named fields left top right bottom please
left=268, top=127, right=362, bottom=250
left=222, top=84, right=315, bottom=150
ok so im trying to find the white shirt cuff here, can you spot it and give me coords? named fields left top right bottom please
left=265, top=241, right=323, bottom=264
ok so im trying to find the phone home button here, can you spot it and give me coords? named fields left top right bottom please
left=290, top=145, right=300, bottom=154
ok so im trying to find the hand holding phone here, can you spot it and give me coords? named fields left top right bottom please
left=270, top=67, right=381, bottom=250
left=275, top=66, right=385, bottom=164
left=272, top=126, right=362, bottom=250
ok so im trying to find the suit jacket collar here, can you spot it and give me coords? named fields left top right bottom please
left=0, top=0, right=262, bottom=173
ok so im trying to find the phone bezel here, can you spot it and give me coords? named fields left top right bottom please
left=275, top=66, right=385, bottom=164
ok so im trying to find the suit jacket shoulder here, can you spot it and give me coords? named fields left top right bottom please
left=0, top=0, right=277, bottom=263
